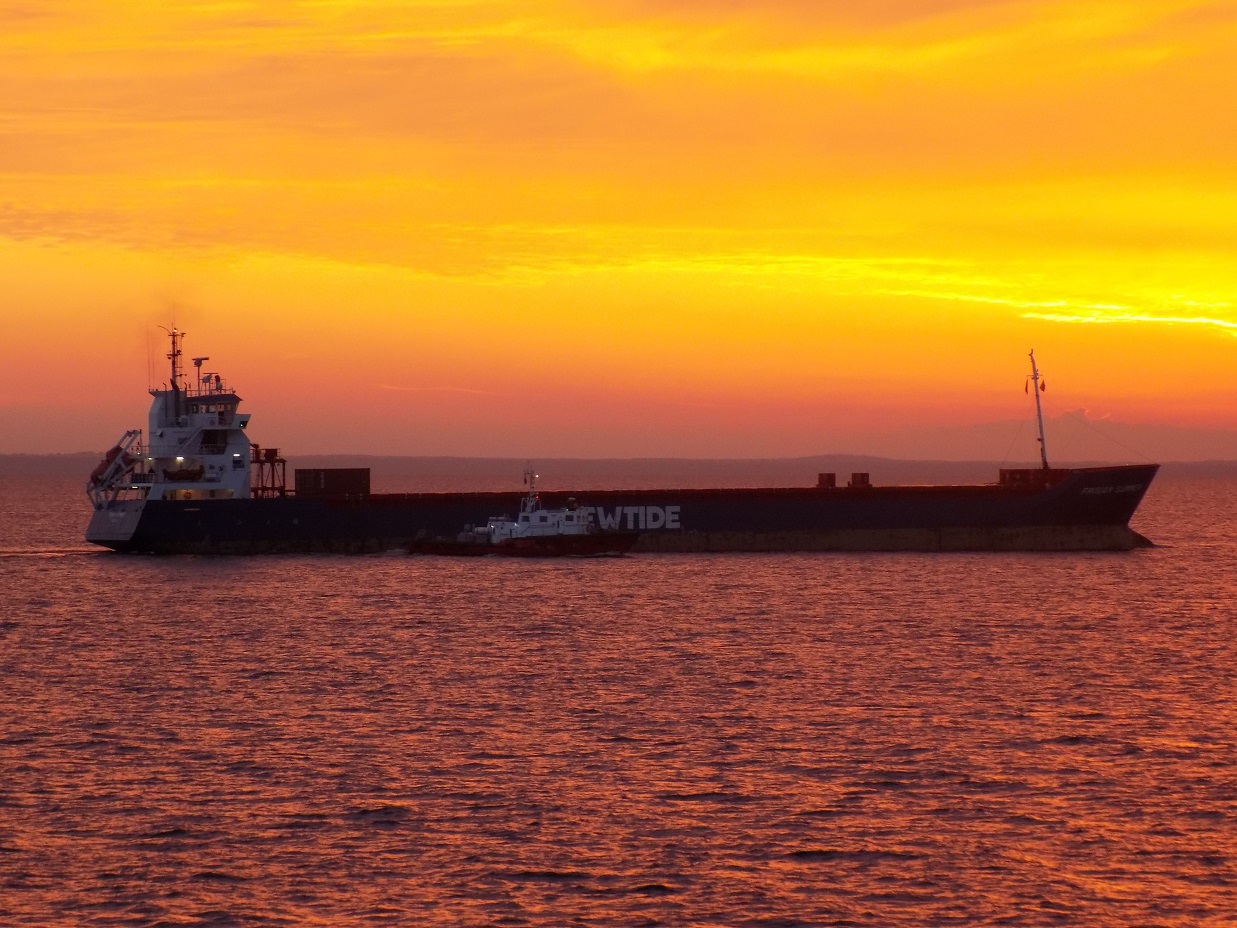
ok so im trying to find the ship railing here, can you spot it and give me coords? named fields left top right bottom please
left=999, top=468, right=1071, bottom=489
left=183, top=374, right=232, bottom=398
left=157, top=470, right=226, bottom=484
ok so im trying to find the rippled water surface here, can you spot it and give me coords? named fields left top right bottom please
left=2, top=474, right=1235, bottom=926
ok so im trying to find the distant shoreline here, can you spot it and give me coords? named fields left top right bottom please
left=8, top=452, right=1237, bottom=485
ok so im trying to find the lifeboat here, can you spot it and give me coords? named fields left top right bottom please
left=89, top=445, right=133, bottom=486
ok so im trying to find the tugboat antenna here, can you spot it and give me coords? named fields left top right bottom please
left=1029, top=349, right=1050, bottom=470
left=523, top=466, right=539, bottom=512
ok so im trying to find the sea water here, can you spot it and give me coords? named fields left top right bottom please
left=1, top=473, right=1234, bottom=926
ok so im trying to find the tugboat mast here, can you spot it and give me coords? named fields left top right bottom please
left=523, top=466, right=539, bottom=512
left=1029, top=349, right=1050, bottom=470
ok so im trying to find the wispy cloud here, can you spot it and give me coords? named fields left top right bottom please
left=490, top=0, right=1225, bottom=81
left=1021, top=308, right=1237, bottom=334
left=378, top=384, right=502, bottom=396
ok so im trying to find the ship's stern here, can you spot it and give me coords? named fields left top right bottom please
left=85, top=499, right=146, bottom=551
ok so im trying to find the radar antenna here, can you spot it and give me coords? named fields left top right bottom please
left=192, top=356, right=211, bottom=393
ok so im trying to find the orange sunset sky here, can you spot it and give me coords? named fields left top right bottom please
left=3, top=0, right=1237, bottom=459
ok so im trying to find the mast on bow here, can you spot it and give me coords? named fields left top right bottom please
left=1029, top=350, right=1049, bottom=470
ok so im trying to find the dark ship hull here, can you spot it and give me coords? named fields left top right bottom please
left=408, top=532, right=640, bottom=557
left=86, top=463, right=1160, bottom=554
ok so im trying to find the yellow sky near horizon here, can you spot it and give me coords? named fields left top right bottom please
left=3, top=0, right=1237, bottom=457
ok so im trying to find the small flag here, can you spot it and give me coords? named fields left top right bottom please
left=1041, top=380, right=1046, bottom=392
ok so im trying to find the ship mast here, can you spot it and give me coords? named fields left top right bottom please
left=160, top=326, right=187, bottom=420
left=1029, top=349, right=1049, bottom=470
left=164, top=326, right=185, bottom=389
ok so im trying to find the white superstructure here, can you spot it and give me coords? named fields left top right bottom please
left=86, top=329, right=262, bottom=542
left=482, top=469, right=594, bottom=544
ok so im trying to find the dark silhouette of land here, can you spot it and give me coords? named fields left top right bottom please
left=12, top=452, right=1237, bottom=494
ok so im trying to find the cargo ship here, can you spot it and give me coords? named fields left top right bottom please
left=85, top=330, right=1159, bottom=554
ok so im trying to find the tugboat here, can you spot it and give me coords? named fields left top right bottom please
left=408, top=469, right=639, bottom=557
